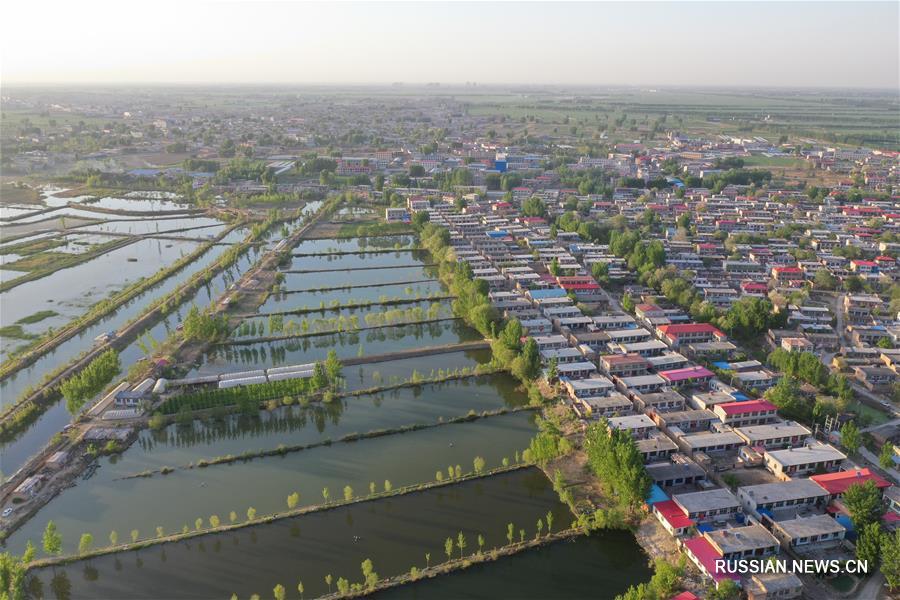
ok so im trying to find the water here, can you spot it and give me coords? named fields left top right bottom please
left=290, top=235, right=417, bottom=254
left=8, top=411, right=538, bottom=555
left=190, top=320, right=481, bottom=376
left=344, top=348, right=492, bottom=391
left=0, top=250, right=260, bottom=473
left=234, top=299, right=453, bottom=338
left=282, top=265, right=435, bottom=290
left=75, top=217, right=222, bottom=236
left=85, top=197, right=192, bottom=212
left=286, top=249, right=431, bottom=271
left=26, top=468, right=568, bottom=600
left=260, top=280, right=447, bottom=313
left=379, top=531, right=652, bottom=600
left=0, top=238, right=203, bottom=340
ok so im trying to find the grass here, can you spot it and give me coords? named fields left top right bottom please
left=0, top=237, right=67, bottom=256
left=0, top=325, right=38, bottom=340
left=2, top=251, right=75, bottom=272
left=16, top=310, right=59, bottom=325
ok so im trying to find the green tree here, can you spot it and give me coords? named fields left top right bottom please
left=507, top=523, right=515, bottom=545
left=841, top=421, right=861, bottom=454
left=473, top=456, right=486, bottom=474
left=324, top=574, right=333, bottom=593
left=457, top=532, right=467, bottom=558
left=130, top=529, right=139, bottom=543
left=322, top=488, right=330, bottom=504
left=882, top=529, right=900, bottom=590
left=546, top=511, right=554, bottom=533
left=42, top=521, right=62, bottom=556
left=336, top=578, right=349, bottom=595
left=108, top=530, right=118, bottom=547
left=444, top=537, right=454, bottom=562
left=78, top=533, right=93, bottom=555
left=621, top=293, right=635, bottom=313
left=881, top=442, right=896, bottom=470
left=287, top=492, right=300, bottom=509
left=247, top=507, right=257, bottom=520
left=477, top=534, right=485, bottom=554
left=297, top=580, right=304, bottom=600
left=844, top=480, right=886, bottom=529
left=273, top=583, right=285, bottom=600
left=343, top=485, right=353, bottom=501
left=856, top=522, right=883, bottom=568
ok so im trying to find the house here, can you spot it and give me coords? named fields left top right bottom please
left=853, top=366, right=897, bottom=391
left=745, top=572, right=803, bottom=600
left=555, top=361, right=599, bottom=380
left=385, top=207, right=410, bottom=223
left=705, top=523, right=780, bottom=561
left=575, top=392, right=634, bottom=419
left=616, top=373, right=667, bottom=395
left=646, top=456, right=707, bottom=488
left=673, top=488, right=741, bottom=523
left=809, top=468, right=891, bottom=500
left=771, top=514, right=847, bottom=551
left=600, top=353, right=650, bottom=378
left=734, top=422, right=812, bottom=450
left=564, top=376, right=615, bottom=401
left=659, top=366, right=715, bottom=389
left=764, top=442, right=846, bottom=480
left=713, top=400, right=778, bottom=427
left=657, top=323, right=727, bottom=348
left=636, top=435, right=678, bottom=463
left=655, top=409, right=718, bottom=433
left=619, top=340, right=669, bottom=357
left=738, top=479, right=830, bottom=518
left=676, top=430, right=745, bottom=456
left=633, top=390, right=686, bottom=413
left=683, top=536, right=741, bottom=587
left=607, top=414, right=657, bottom=439
left=11, top=475, right=43, bottom=503
left=652, top=499, right=695, bottom=537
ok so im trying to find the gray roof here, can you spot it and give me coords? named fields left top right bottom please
left=772, top=514, right=846, bottom=540
left=674, top=488, right=740, bottom=514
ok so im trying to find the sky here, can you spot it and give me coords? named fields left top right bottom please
left=2, top=1, right=898, bottom=88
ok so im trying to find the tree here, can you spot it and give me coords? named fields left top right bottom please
left=324, top=350, right=342, bottom=383
left=297, top=580, right=304, bottom=600
left=247, top=507, right=257, bottom=520
left=384, top=480, right=392, bottom=492
left=42, top=521, right=62, bottom=556
left=536, top=518, right=544, bottom=538
left=210, top=515, right=220, bottom=528
left=856, top=522, right=883, bottom=569
left=457, top=532, right=467, bottom=558
left=844, top=480, right=886, bottom=529
left=23, top=540, right=36, bottom=563
left=881, top=442, right=896, bottom=470
left=287, top=492, right=300, bottom=509
left=130, top=529, right=139, bottom=543
left=444, top=537, right=454, bottom=562
left=507, top=523, right=515, bottom=545
left=814, top=268, right=837, bottom=290
left=336, top=578, right=350, bottom=595
left=78, top=533, right=93, bottom=556
left=882, top=529, right=900, bottom=590
left=477, top=534, right=485, bottom=554
left=473, top=456, right=486, bottom=474
left=546, top=511, right=554, bottom=533
left=425, top=553, right=431, bottom=568
left=322, top=488, right=330, bottom=504
left=273, top=584, right=285, bottom=600
left=108, top=531, right=118, bottom=547
left=324, top=574, right=333, bottom=593
left=522, top=197, right=547, bottom=218
left=621, top=293, right=635, bottom=313
left=343, top=485, right=353, bottom=501
left=841, top=421, right=861, bottom=454
left=706, top=578, right=740, bottom=600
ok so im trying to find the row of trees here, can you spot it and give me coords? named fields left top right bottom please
left=159, top=352, right=342, bottom=415
left=59, top=349, right=120, bottom=414
left=583, top=419, right=652, bottom=511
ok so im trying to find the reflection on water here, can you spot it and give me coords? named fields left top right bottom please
left=28, top=468, right=569, bottom=600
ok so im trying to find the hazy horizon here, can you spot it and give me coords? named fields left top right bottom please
left=3, top=1, right=899, bottom=89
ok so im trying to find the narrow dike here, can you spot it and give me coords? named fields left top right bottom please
left=27, top=463, right=535, bottom=569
